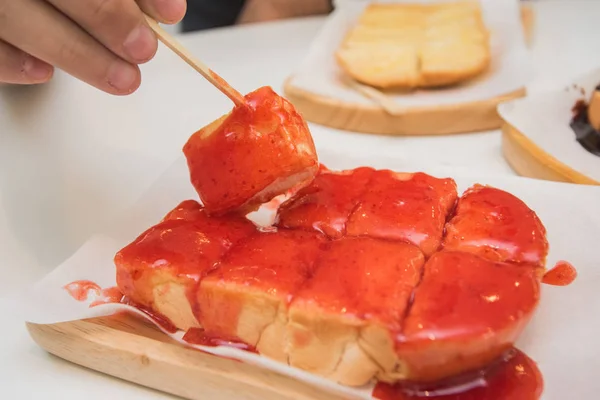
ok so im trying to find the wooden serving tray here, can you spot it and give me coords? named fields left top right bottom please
left=501, top=122, right=600, bottom=185
left=26, top=314, right=348, bottom=400
left=283, top=5, right=534, bottom=136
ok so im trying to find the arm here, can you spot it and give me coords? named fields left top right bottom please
left=237, top=0, right=333, bottom=24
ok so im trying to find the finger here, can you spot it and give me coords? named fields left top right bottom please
left=0, top=40, right=54, bottom=84
left=48, top=0, right=157, bottom=64
left=0, top=0, right=140, bottom=95
left=137, top=0, right=187, bottom=24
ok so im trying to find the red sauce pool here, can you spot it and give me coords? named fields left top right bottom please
left=542, top=261, right=577, bottom=286
left=183, top=328, right=257, bottom=353
left=373, top=348, right=543, bottom=400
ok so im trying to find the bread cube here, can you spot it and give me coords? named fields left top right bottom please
left=183, top=86, right=318, bottom=216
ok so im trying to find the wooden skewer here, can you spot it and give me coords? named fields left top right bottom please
left=144, top=15, right=246, bottom=107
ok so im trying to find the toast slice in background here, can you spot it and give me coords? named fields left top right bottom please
left=336, top=1, right=491, bottom=90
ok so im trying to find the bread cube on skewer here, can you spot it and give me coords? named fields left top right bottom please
left=183, top=86, right=319, bottom=216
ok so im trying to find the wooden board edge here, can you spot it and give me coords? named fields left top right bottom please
left=521, top=3, right=535, bottom=47
left=25, top=317, right=348, bottom=400
left=282, top=5, right=533, bottom=136
left=501, top=123, right=599, bottom=186
left=283, top=79, right=526, bottom=136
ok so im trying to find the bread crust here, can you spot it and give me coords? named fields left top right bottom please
left=335, top=1, right=491, bottom=90
left=116, top=177, right=546, bottom=387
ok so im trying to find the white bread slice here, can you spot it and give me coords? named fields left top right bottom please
left=335, top=1, right=490, bottom=89
left=336, top=45, right=421, bottom=89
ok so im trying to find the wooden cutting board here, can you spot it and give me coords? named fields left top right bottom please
left=26, top=314, right=349, bottom=400
left=283, top=5, right=534, bottom=136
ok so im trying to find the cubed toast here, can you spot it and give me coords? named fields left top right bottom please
left=115, top=171, right=548, bottom=387
left=287, top=237, right=424, bottom=385
left=197, top=229, right=326, bottom=362
left=115, top=200, right=257, bottom=330
left=443, top=184, right=549, bottom=269
left=277, top=169, right=458, bottom=256
left=398, top=251, right=540, bottom=382
left=183, top=86, right=318, bottom=216
left=275, top=167, right=376, bottom=239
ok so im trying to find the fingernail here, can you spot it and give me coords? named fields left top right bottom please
left=23, top=57, right=52, bottom=81
left=123, top=24, right=156, bottom=62
left=155, top=0, right=187, bottom=23
left=107, top=61, right=138, bottom=92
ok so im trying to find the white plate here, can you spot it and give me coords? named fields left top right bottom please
left=288, top=0, right=531, bottom=108
left=12, top=150, right=600, bottom=400
left=498, top=67, right=600, bottom=183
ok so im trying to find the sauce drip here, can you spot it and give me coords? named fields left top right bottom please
left=122, top=297, right=178, bottom=333
left=63, top=280, right=177, bottom=333
left=542, top=261, right=577, bottom=286
left=63, top=280, right=124, bottom=306
left=373, top=348, right=543, bottom=400
left=183, top=328, right=257, bottom=352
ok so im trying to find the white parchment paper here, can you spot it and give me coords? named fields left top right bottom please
left=498, top=67, right=600, bottom=183
left=288, top=0, right=531, bottom=108
left=12, top=151, right=600, bottom=400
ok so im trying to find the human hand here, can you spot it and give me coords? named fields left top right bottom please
left=0, top=0, right=186, bottom=95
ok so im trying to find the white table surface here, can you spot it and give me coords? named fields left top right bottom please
left=1, top=1, right=599, bottom=398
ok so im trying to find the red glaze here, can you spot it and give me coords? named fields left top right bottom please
left=89, top=286, right=124, bottom=307
left=262, top=186, right=303, bottom=211
left=161, top=199, right=208, bottom=222
left=291, top=237, right=424, bottom=328
left=63, top=281, right=177, bottom=332
left=398, top=251, right=540, bottom=382
left=114, top=200, right=256, bottom=310
left=182, top=86, right=318, bottom=216
left=123, top=297, right=179, bottom=333
left=197, top=229, right=325, bottom=341
left=346, top=170, right=457, bottom=256
left=373, top=348, right=543, bottom=400
left=183, top=327, right=258, bottom=352
left=64, top=280, right=124, bottom=307
left=275, top=167, right=375, bottom=238
left=542, top=261, right=577, bottom=286
left=443, top=185, right=548, bottom=267
left=64, top=280, right=101, bottom=301
left=107, top=167, right=554, bottom=389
